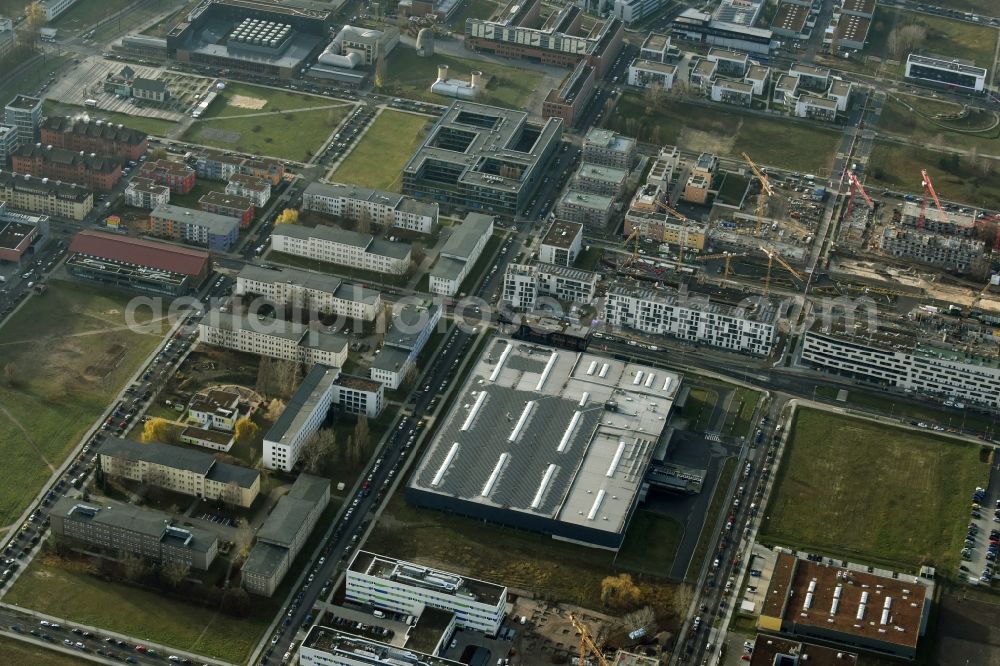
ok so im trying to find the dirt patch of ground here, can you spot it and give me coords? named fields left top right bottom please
left=677, top=126, right=736, bottom=155
left=229, top=95, right=267, bottom=110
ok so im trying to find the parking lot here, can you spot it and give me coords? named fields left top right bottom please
left=960, top=463, right=1000, bottom=585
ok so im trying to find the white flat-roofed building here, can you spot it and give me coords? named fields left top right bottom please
left=744, top=64, right=770, bottom=95
left=303, top=181, right=439, bottom=234
left=707, top=47, right=749, bottom=76
left=262, top=366, right=338, bottom=472
left=795, top=94, right=838, bottom=121
left=711, top=79, right=754, bottom=107
left=226, top=174, right=272, bottom=208
left=605, top=285, right=776, bottom=355
left=187, top=388, right=241, bottom=432
left=271, top=224, right=411, bottom=275
left=640, top=33, right=673, bottom=63
left=789, top=63, right=830, bottom=90
left=37, top=0, right=80, bottom=20
left=613, top=0, right=669, bottom=25
left=557, top=190, right=613, bottom=229
left=198, top=309, right=348, bottom=368
left=827, top=78, right=853, bottom=111
left=347, top=550, right=507, bottom=633
left=301, top=626, right=464, bottom=666
left=627, top=59, right=678, bottom=89
left=125, top=177, right=170, bottom=210
left=406, top=337, right=681, bottom=550
left=235, top=264, right=381, bottom=321
left=539, top=220, right=583, bottom=267
left=332, top=374, right=385, bottom=418
left=904, top=53, right=987, bottom=93
left=503, top=262, right=598, bottom=310
left=370, top=303, right=442, bottom=389
left=773, top=73, right=800, bottom=104
left=427, top=212, right=494, bottom=296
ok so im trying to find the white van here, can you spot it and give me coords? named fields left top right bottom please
left=373, top=610, right=385, bottom=619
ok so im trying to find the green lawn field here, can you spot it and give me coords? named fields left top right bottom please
left=0, top=635, right=93, bottom=666
left=878, top=97, right=1000, bottom=154
left=381, top=51, right=544, bottom=109
left=613, top=96, right=841, bottom=173
left=867, top=139, right=1000, bottom=205
left=202, top=82, right=348, bottom=119
left=333, top=110, right=429, bottom=191
left=616, top=511, right=684, bottom=578
left=760, top=408, right=989, bottom=571
left=6, top=557, right=268, bottom=663
left=0, top=280, right=165, bottom=526
left=184, top=106, right=350, bottom=161
left=50, top=0, right=138, bottom=32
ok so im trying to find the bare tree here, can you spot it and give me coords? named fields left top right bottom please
left=255, top=357, right=276, bottom=397
left=887, top=23, right=927, bottom=58
left=234, top=518, right=255, bottom=561
left=671, top=583, right=695, bottom=619
left=354, top=415, right=369, bottom=451
left=643, top=82, right=667, bottom=112
left=160, top=560, right=191, bottom=588
left=265, top=398, right=286, bottom=421
left=273, top=359, right=303, bottom=399
left=357, top=208, right=373, bottom=234
left=222, top=480, right=242, bottom=510
left=122, top=552, right=149, bottom=582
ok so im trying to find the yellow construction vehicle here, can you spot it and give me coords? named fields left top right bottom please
left=569, top=613, right=609, bottom=666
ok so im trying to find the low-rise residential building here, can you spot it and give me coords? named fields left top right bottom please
left=711, top=79, right=754, bottom=107
left=627, top=59, right=677, bottom=89
left=795, top=94, right=838, bottom=121
left=773, top=73, right=800, bottom=105
left=427, top=212, right=494, bottom=296
left=149, top=204, right=240, bottom=251
left=0, top=170, right=93, bottom=220
left=138, top=159, right=196, bottom=194
left=744, top=64, right=771, bottom=95
left=187, top=388, right=242, bottom=432
left=303, top=181, right=439, bottom=234
left=199, top=190, right=255, bottom=229
left=639, top=32, right=673, bottom=63
left=707, top=47, right=748, bottom=76
left=300, top=627, right=464, bottom=666
left=347, top=550, right=507, bottom=634
left=125, top=177, right=170, bottom=209
left=236, top=264, right=381, bottom=321
left=539, top=219, right=583, bottom=267
left=98, top=438, right=260, bottom=508
left=574, top=162, right=628, bottom=197
left=50, top=497, right=218, bottom=570
left=689, top=57, right=719, bottom=92
left=40, top=115, right=148, bottom=162
left=194, top=150, right=285, bottom=185
left=879, top=227, right=984, bottom=272
left=263, top=365, right=338, bottom=472
left=243, top=474, right=330, bottom=596
left=542, top=61, right=596, bottom=127
left=271, top=224, right=411, bottom=275
left=332, top=374, right=385, bottom=418
left=789, top=63, right=830, bottom=90
left=503, top=262, right=599, bottom=310
left=11, top=144, right=121, bottom=192
left=226, top=173, right=271, bottom=208
left=582, top=128, right=635, bottom=170
left=827, top=78, right=853, bottom=111
left=198, top=309, right=349, bottom=367
left=557, top=190, right=613, bottom=229
left=370, top=303, right=441, bottom=389
left=605, top=285, right=776, bottom=355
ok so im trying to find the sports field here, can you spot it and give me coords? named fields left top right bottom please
left=0, top=281, right=166, bottom=527
left=332, top=111, right=430, bottom=191
left=761, top=408, right=989, bottom=571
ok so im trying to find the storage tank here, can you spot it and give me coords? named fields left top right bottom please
left=470, top=70, right=483, bottom=89
left=416, top=28, right=434, bottom=57
left=437, top=64, right=449, bottom=81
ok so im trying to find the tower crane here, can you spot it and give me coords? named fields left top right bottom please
left=918, top=169, right=947, bottom=229
left=620, top=226, right=642, bottom=272
left=759, top=245, right=803, bottom=295
left=844, top=169, right=874, bottom=222
left=655, top=201, right=694, bottom=264
left=742, top=152, right=774, bottom=235
left=569, top=613, right=609, bottom=666
left=694, top=251, right=748, bottom=277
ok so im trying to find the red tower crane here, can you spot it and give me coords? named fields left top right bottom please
left=844, top=169, right=874, bottom=221
left=917, top=169, right=947, bottom=229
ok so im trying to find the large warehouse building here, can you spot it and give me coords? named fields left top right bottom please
left=406, top=337, right=681, bottom=550
left=401, top=101, right=563, bottom=216
left=67, top=230, right=212, bottom=294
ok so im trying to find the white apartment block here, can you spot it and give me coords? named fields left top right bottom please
left=539, top=219, right=583, bottom=267
left=38, top=0, right=79, bottom=20
left=347, top=550, right=508, bottom=634
left=639, top=33, right=672, bottom=63
left=711, top=79, right=754, bottom=107
left=503, top=263, right=598, bottom=310
left=125, top=178, right=170, bottom=210
left=303, top=181, right=438, bottom=234
left=331, top=374, right=385, bottom=418
left=300, top=628, right=464, bottom=666
left=627, top=59, right=678, bottom=89
left=795, top=94, right=838, bottom=121
left=605, top=286, right=776, bottom=355
left=187, top=388, right=241, bottom=432
left=271, top=224, right=411, bottom=275
left=263, top=365, right=338, bottom=471
left=98, top=438, right=260, bottom=508
left=198, top=309, right=348, bottom=368
left=236, top=264, right=381, bottom=321
left=370, top=303, right=442, bottom=390
left=226, top=174, right=271, bottom=208
left=801, top=331, right=1000, bottom=409
left=428, top=212, right=493, bottom=296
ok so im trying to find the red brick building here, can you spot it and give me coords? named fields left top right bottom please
left=11, top=145, right=122, bottom=192
left=198, top=190, right=255, bottom=229
left=138, top=159, right=196, bottom=195
left=542, top=61, right=596, bottom=127
left=40, top=116, right=148, bottom=162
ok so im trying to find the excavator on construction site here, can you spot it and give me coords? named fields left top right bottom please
left=742, top=152, right=774, bottom=235
left=569, top=613, right=609, bottom=666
